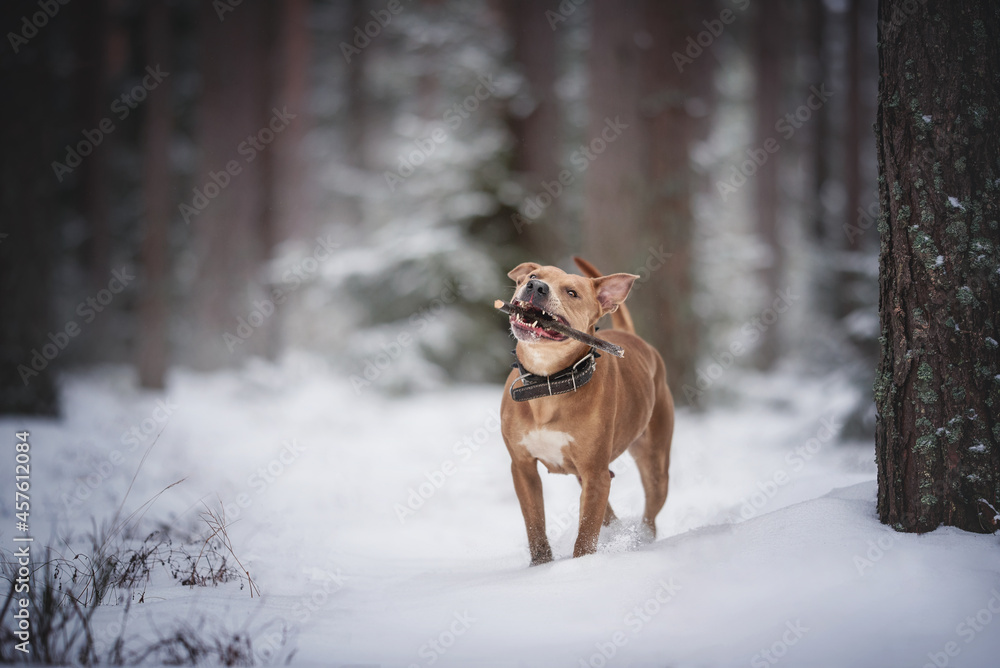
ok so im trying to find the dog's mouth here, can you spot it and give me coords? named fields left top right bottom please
left=509, top=299, right=569, bottom=342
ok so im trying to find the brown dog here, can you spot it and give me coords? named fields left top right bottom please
left=500, top=257, right=674, bottom=565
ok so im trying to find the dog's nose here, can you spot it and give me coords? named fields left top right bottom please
left=525, top=279, right=549, bottom=298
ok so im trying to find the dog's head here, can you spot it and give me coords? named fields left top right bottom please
left=506, top=262, right=637, bottom=345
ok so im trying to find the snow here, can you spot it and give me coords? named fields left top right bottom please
left=3, top=355, right=999, bottom=668
left=948, top=196, right=965, bottom=210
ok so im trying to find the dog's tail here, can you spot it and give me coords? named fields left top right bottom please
left=573, top=256, right=636, bottom=335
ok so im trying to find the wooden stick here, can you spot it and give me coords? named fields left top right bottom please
left=494, top=299, right=625, bottom=358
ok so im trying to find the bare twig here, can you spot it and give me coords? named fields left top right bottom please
left=495, top=299, right=626, bottom=358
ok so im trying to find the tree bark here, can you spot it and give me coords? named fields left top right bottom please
left=875, top=0, right=1000, bottom=534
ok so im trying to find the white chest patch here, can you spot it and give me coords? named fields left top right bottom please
left=519, top=430, right=574, bottom=467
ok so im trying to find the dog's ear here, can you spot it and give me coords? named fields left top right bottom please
left=593, top=273, right=638, bottom=313
left=507, top=262, right=541, bottom=283
left=572, top=256, right=603, bottom=278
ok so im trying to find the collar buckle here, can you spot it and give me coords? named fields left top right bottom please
left=509, top=348, right=600, bottom=402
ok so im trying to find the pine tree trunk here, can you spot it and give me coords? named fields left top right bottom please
left=502, top=0, right=563, bottom=253
left=137, top=0, right=172, bottom=389
left=73, top=0, right=112, bottom=291
left=875, top=0, right=1000, bottom=534
left=640, top=1, right=699, bottom=394
left=0, top=5, right=58, bottom=415
left=272, top=0, right=312, bottom=242
left=837, top=0, right=867, bottom=322
left=189, top=1, right=271, bottom=368
left=844, top=0, right=863, bottom=258
left=582, top=0, right=643, bottom=279
left=804, top=0, right=840, bottom=323
left=753, top=0, right=785, bottom=370
left=582, top=0, right=699, bottom=394
left=806, top=0, right=829, bottom=245
left=346, top=0, right=370, bottom=172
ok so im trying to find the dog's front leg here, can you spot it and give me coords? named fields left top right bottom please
left=510, top=460, right=553, bottom=565
left=573, top=468, right=612, bottom=558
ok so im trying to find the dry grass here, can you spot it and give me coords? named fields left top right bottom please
left=184, top=500, right=260, bottom=598
left=0, top=440, right=280, bottom=664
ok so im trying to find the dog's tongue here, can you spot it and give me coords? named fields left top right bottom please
left=508, top=302, right=565, bottom=340
left=514, top=316, right=563, bottom=340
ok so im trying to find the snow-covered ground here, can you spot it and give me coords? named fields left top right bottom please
left=3, top=354, right=999, bottom=667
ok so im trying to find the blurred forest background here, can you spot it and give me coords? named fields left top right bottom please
left=1, top=0, right=880, bottom=437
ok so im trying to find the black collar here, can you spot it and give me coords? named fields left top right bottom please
left=509, top=348, right=601, bottom=402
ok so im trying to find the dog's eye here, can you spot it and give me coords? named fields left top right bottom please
left=566, top=289, right=578, bottom=298
left=529, top=274, right=537, bottom=279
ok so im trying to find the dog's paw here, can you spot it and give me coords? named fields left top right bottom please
left=528, top=546, right=554, bottom=566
